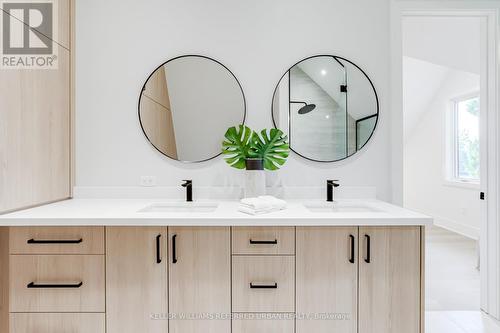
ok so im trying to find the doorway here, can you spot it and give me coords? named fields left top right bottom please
left=401, top=11, right=500, bottom=333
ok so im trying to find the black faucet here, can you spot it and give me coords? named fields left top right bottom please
left=326, top=180, right=340, bottom=202
left=181, top=180, right=193, bottom=202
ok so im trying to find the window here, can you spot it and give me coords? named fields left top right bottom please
left=448, top=94, right=480, bottom=184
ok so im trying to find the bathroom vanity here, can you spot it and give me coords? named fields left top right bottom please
left=0, top=1, right=439, bottom=332
left=0, top=199, right=431, bottom=333
left=0, top=46, right=425, bottom=333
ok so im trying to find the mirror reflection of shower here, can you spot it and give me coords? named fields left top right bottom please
left=291, top=101, right=316, bottom=114
left=289, top=56, right=348, bottom=160
left=272, top=55, right=379, bottom=162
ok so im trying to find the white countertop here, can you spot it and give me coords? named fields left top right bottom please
left=0, top=199, right=433, bottom=226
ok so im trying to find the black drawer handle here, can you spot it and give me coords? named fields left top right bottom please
left=250, top=282, right=278, bottom=289
left=249, top=239, right=278, bottom=245
left=27, top=238, right=83, bottom=244
left=364, top=234, right=371, bottom=263
left=27, top=282, right=83, bottom=289
left=156, top=234, right=162, bottom=264
left=172, top=234, right=177, bottom=264
left=349, top=234, right=355, bottom=264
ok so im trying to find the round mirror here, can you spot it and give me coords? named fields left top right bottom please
left=272, top=55, right=379, bottom=162
left=139, top=55, right=246, bottom=162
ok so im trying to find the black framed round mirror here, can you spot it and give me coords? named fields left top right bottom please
left=139, top=55, right=246, bottom=162
left=272, top=55, right=379, bottom=162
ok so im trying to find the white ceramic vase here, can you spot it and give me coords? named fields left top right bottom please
left=244, top=159, right=265, bottom=198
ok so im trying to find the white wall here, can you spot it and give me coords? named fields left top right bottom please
left=76, top=0, right=391, bottom=199
left=403, top=57, right=451, bottom=142
left=404, top=65, right=480, bottom=238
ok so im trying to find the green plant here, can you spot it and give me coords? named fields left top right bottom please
left=250, top=129, right=290, bottom=170
left=221, top=125, right=289, bottom=170
left=221, top=125, right=253, bottom=169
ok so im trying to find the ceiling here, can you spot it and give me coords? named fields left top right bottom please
left=402, top=16, right=482, bottom=75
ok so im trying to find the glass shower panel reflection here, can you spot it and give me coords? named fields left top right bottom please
left=289, top=56, right=348, bottom=161
left=356, top=115, right=377, bottom=150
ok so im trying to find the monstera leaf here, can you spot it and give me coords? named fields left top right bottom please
left=221, top=125, right=254, bottom=169
left=250, top=129, right=290, bottom=171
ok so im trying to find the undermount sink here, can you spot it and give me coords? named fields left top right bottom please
left=304, top=202, right=381, bottom=213
left=138, top=202, right=219, bottom=213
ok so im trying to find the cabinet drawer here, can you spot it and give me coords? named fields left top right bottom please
left=10, top=313, right=105, bottom=333
left=233, top=313, right=295, bottom=333
left=232, top=227, right=295, bottom=255
left=10, top=227, right=104, bottom=254
left=10, top=255, right=105, bottom=312
left=232, top=256, right=295, bottom=312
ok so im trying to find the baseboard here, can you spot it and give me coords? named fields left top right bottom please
left=434, top=215, right=480, bottom=240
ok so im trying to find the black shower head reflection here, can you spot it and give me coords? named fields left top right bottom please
left=297, top=103, right=316, bottom=114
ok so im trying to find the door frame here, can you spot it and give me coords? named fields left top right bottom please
left=390, top=0, right=500, bottom=319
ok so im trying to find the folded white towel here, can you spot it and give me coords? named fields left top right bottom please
left=240, top=197, right=272, bottom=211
left=238, top=206, right=281, bottom=215
left=258, top=195, right=287, bottom=210
left=238, top=195, right=287, bottom=215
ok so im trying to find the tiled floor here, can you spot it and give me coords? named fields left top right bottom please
left=425, top=226, right=500, bottom=332
left=427, top=311, right=500, bottom=333
left=426, top=226, right=480, bottom=311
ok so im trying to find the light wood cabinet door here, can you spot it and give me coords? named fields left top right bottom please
left=0, top=45, right=71, bottom=213
left=106, top=227, right=168, bottom=333
left=232, top=314, right=295, bottom=333
left=9, top=227, right=104, bottom=254
left=0, top=229, right=9, bottom=333
left=296, top=227, right=358, bottom=333
left=358, top=226, right=421, bottom=333
left=168, top=227, right=231, bottom=333
left=10, top=254, right=105, bottom=312
left=232, top=227, right=295, bottom=255
left=10, top=313, right=105, bottom=333
left=0, top=0, right=73, bottom=214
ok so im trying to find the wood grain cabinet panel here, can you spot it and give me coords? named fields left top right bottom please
left=0, top=0, right=73, bottom=214
left=168, top=227, right=231, bottom=333
left=9, top=227, right=104, bottom=254
left=232, top=256, right=295, bottom=313
left=57, top=0, right=72, bottom=49
left=0, top=45, right=71, bottom=213
left=358, top=226, right=421, bottom=333
left=232, top=314, right=295, bottom=333
left=106, top=227, right=168, bottom=333
left=10, top=313, right=105, bottom=333
left=0, top=229, right=9, bottom=333
left=9, top=255, right=104, bottom=312
left=296, top=227, right=358, bottom=333
left=232, top=227, right=295, bottom=255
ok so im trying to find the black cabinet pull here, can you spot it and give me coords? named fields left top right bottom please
left=27, top=238, right=83, bottom=244
left=156, top=234, right=162, bottom=264
left=172, top=234, right=177, bottom=264
left=249, top=239, right=278, bottom=245
left=364, top=234, right=371, bottom=263
left=349, top=235, right=355, bottom=264
left=250, top=282, right=278, bottom=289
left=27, top=282, right=83, bottom=289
